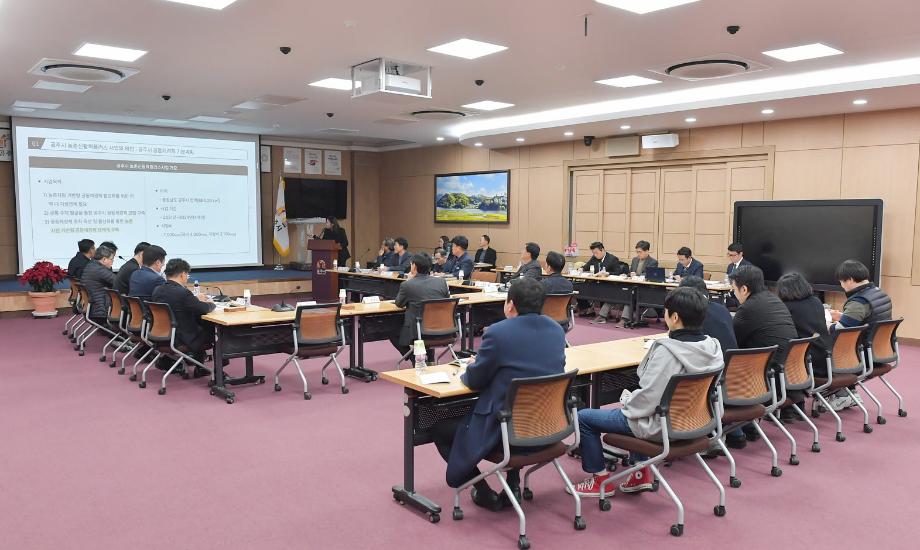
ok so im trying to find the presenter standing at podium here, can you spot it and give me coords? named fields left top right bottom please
left=314, top=217, right=350, bottom=266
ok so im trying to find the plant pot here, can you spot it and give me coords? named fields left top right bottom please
left=28, top=291, right=60, bottom=318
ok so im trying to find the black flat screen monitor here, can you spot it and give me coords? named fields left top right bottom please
left=284, top=178, right=347, bottom=220
left=733, top=199, right=883, bottom=291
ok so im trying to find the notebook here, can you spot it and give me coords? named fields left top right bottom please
left=645, top=267, right=666, bottom=282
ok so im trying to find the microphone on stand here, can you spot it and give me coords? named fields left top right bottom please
left=204, top=285, right=230, bottom=302
left=272, top=285, right=302, bottom=312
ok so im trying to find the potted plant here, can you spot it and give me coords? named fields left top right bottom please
left=19, top=261, right=68, bottom=318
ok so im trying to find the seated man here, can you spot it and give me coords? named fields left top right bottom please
left=581, top=242, right=624, bottom=325
left=725, top=242, right=751, bottom=308
left=390, top=254, right=450, bottom=356
left=514, top=242, right=542, bottom=280
left=474, top=234, right=497, bottom=269
left=114, top=242, right=150, bottom=295
left=621, top=240, right=660, bottom=326
left=81, top=245, right=117, bottom=323
left=129, top=245, right=167, bottom=299
left=728, top=265, right=797, bottom=447
left=679, top=276, right=737, bottom=356
left=673, top=246, right=704, bottom=281
left=442, top=235, right=475, bottom=280
left=67, top=238, right=95, bottom=280
left=151, top=259, right=216, bottom=374
left=385, top=237, right=411, bottom=273
left=827, top=259, right=892, bottom=410
left=432, top=248, right=448, bottom=273
left=574, top=287, right=723, bottom=496
left=375, top=237, right=395, bottom=267
left=435, top=278, right=566, bottom=510
left=542, top=251, right=574, bottom=294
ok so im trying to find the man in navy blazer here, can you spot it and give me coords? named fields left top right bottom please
left=433, top=277, right=566, bottom=511
left=725, top=243, right=751, bottom=308
left=442, top=235, right=475, bottom=280
left=129, top=245, right=167, bottom=299
left=673, top=246, right=704, bottom=280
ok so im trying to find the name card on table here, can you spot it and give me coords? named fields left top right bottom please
left=362, top=295, right=381, bottom=304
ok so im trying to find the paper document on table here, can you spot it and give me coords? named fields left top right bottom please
left=420, top=372, right=451, bottom=384
left=643, top=339, right=654, bottom=349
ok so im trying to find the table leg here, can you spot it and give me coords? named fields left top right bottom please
left=223, top=356, right=266, bottom=387
left=465, top=305, right=475, bottom=353
left=392, top=389, right=442, bottom=522
left=344, top=315, right=378, bottom=382
left=209, top=325, right=236, bottom=404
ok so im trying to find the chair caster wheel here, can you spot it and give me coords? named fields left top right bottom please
left=225, top=397, right=234, bottom=404
left=341, top=387, right=349, bottom=394
left=117, top=367, right=125, bottom=375
left=522, top=488, right=533, bottom=501
left=574, top=516, right=586, bottom=530
left=257, top=377, right=265, bottom=385
left=836, top=432, right=846, bottom=442
left=789, top=455, right=799, bottom=466
left=304, top=392, right=311, bottom=400
left=811, top=442, right=821, bottom=453
left=182, top=372, right=191, bottom=380
left=898, top=409, right=907, bottom=417
left=670, top=524, right=684, bottom=537
left=714, top=505, right=726, bottom=517
left=876, top=415, right=886, bottom=425
left=517, top=535, right=530, bottom=550
left=321, top=377, right=329, bottom=385
left=158, top=388, right=166, bottom=395
left=78, top=351, right=85, bottom=356
left=61, top=330, right=68, bottom=335
left=599, top=499, right=611, bottom=512
left=209, top=387, right=216, bottom=395
left=452, top=507, right=463, bottom=521
left=729, top=476, right=741, bottom=488
left=428, top=512, right=440, bottom=524
left=771, top=466, right=782, bottom=477
left=99, top=356, right=106, bottom=362
left=109, top=361, right=116, bottom=368
left=138, top=381, right=146, bottom=389
left=651, top=479, right=660, bottom=492
left=863, top=424, right=873, bottom=433
left=129, top=374, right=137, bottom=382
left=274, top=384, right=282, bottom=392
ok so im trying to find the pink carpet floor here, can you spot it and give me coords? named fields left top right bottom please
left=1, top=305, right=918, bottom=550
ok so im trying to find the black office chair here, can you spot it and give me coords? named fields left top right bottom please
left=274, top=303, right=348, bottom=400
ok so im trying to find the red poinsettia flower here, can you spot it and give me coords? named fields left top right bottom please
left=19, top=261, right=68, bottom=292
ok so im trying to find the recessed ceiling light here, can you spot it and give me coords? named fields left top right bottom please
left=761, top=108, right=775, bottom=114
left=594, top=0, right=700, bottom=14
left=620, top=124, right=631, bottom=130
left=153, top=119, right=189, bottom=124
left=852, top=98, right=868, bottom=105
left=762, top=43, right=843, bottom=62
left=474, top=142, right=483, bottom=147
left=436, top=136, right=445, bottom=141
left=13, top=100, right=61, bottom=110
left=74, top=43, right=147, bottom=62
left=685, top=117, right=697, bottom=123
left=163, top=0, right=239, bottom=9
left=595, top=75, right=661, bottom=88
left=564, top=131, right=574, bottom=136
left=515, top=137, right=525, bottom=142
left=33, top=80, right=91, bottom=93
left=12, top=107, right=35, bottom=113
left=308, top=78, right=354, bottom=91
left=427, top=38, right=507, bottom=60
left=189, top=115, right=231, bottom=123
left=462, top=100, right=515, bottom=111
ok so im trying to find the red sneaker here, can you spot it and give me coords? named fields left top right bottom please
left=570, top=473, right=613, bottom=497
left=619, top=466, right=654, bottom=494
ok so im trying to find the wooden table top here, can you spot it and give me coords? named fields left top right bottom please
left=337, top=269, right=482, bottom=292
left=565, top=272, right=731, bottom=291
left=379, top=333, right=666, bottom=398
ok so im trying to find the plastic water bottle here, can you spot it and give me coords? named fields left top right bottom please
left=339, top=289, right=347, bottom=305
left=355, top=261, right=361, bottom=270
left=458, top=269, right=465, bottom=281
left=193, top=280, right=200, bottom=297
left=333, top=259, right=338, bottom=270
left=590, top=265, right=595, bottom=274
left=414, top=340, right=427, bottom=377
left=242, top=289, right=251, bottom=306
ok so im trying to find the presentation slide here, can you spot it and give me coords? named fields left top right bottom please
left=12, top=120, right=261, bottom=272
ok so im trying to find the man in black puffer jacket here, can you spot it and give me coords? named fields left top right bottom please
left=80, top=245, right=117, bottom=323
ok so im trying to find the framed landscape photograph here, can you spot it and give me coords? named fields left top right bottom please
left=434, top=170, right=510, bottom=224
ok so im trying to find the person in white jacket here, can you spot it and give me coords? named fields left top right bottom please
left=574, top=287, right=724, bottom=497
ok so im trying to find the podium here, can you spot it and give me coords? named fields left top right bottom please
left=308, top=239, right=340, bottom=302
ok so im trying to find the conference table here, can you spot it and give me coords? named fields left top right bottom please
left=200, top=291, right=510, bottom=404
left=380, top=334, right=664, bottom=523
left=336, top=270, right=482, bottom=300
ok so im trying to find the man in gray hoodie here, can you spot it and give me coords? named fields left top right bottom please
left=574, top=287, right=724, bottom=497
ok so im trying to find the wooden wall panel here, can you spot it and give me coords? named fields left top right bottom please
left=843, top=107, right=920, bottom=147
left=773, top=149, right=842, bottom=199
left=573, top=171, right=601, bottom=248
left=529, top=166, right=566, bottom=251
left=530, top=142, right=574, bottom=168
left=742, top=122, right=765, bottom=147
left=763, top=115, right=844, bottom=151
left=689, top=125, right=743, bottom=151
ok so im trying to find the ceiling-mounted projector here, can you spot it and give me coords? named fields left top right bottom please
left=351, top=57, right=432, bottom=99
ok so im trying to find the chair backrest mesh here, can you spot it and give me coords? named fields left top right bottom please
left=146, top=302, right=174, bottom=341
left=420, top=299, right=459, bottom=336
left=295, top=304, right=341, bottom=345
left=723, top=347, right=775, bottom=405
left=783, top=337, right=815, bottom=389
left=471, top=271, right=497, bottom=283
left=870, top=319, right=901, bottom=364
left=506, top=371, right=576, bottom=447
left=542, top=294, right=573, bottom=324
left=665, top=371, right=721, bottom=439
left=125, top=297, right=145, bottom=332
left=831, top=326, right=866, bottom=374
